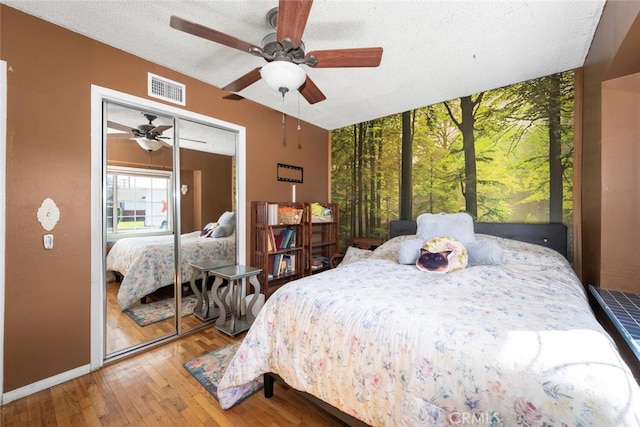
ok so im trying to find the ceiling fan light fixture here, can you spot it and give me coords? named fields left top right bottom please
left=135, top=137, right=165, bottom=152
left=260, top=60, right=306, bottom=95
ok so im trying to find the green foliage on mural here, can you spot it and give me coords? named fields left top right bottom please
left=331, top=71, right=574, bottom=248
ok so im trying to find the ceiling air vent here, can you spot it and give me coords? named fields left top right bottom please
left=148, top=73, right=186, bottom=106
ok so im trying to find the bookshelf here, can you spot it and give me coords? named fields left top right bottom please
left=307, top=203, right=339, bottom=274
left=251, top=201, right=307, bottom=298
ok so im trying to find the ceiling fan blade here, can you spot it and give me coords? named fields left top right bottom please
left=299, top=76, right=326, bottom=104
left=107, top=132, right=132, bottom=139
left=107, top=120, right=134, bottom=133
left=151, top=125, right=172, bottom=134
left=223, top=93, right=245, bottom=101
left=222, top=67, right=262, bottom=92
left=277, top=0, right=313, bottom=48
left=170, top=16, right=258, bottom=53
left=306, top=47, right=383, bottom=68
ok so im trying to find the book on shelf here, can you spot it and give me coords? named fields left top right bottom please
left=282, top=254, right=296, bottom=274
left=267, top=203, right=279, bottom=225
left=272, top=228, right=295, bottom=250
left=272, top=253, right=284, bottom=277
left=274, top=234, right=285, bottom=250
left=279, top=256, right=288, bottom=275
left=268, top=226, right=277, bottom=252
left=281, top=228, right=294, bottom=248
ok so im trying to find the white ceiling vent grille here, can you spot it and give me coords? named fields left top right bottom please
left=148, top=73, right=185, bottom=105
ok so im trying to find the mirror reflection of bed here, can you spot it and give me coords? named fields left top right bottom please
left=104, top=102, right=237, bottom=356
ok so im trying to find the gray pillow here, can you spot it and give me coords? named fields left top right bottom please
left=212, top=224, right=234, bottom=238
left=397, top=238, right=424, bottom=264
left=217, top=211, right=235, bottom=228
left=212, top=211, right=235, bottom=238
left=416, top=212, right=476, bottom=244
left=466, top=240, right=503, bottom=266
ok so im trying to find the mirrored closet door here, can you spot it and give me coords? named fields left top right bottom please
left=104, top=102, right=238, bottom=358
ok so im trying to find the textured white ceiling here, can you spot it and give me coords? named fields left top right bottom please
left=2, top=0, right=605, bottom=130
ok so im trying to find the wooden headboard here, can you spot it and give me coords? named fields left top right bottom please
left=389, top=220, right=568, bottom=259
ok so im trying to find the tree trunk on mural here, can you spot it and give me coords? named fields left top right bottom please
left=357, top=123, right=365, bottom=236
left=370, top=121, right=380, bottom=233
left=547, top=74, right=563, bottom=223
left=376, top=125, right=383, bottom=230
left=460, top=96, right=478, bottom=218
left=444, top=94, right=483, bottom=218
left=401, top=111, right=413, bottom=220
left=350, top=124, right=357, bottom=235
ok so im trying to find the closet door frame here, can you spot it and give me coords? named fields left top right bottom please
left=90, top=85, right=246, bottom=369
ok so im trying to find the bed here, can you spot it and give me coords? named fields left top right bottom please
left=217, top=215, right=640, bottom=426
left=106, top=231, right=236, bottom=310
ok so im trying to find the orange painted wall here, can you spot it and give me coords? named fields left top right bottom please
left=600, top=75, right=640, bottom=293
left=1, top=6, right=330, bottom=392
left=581, top=5, right=640, bottom=291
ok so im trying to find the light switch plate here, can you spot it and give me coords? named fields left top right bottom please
left=43, top=234, right=54, bottom=249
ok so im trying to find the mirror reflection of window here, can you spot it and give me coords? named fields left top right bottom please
left=107, top=167, right=173, bottom=236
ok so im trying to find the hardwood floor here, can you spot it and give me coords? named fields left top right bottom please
left=106, top=280, right=204, bottom=354
left=2, top=280, right=350, bottom=426
left=1, top=327, right=349, bottom=426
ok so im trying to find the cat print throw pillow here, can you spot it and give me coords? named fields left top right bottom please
left=416, top=236, right=468, bottom=273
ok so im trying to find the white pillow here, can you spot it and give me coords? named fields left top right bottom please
left=416, top=212, right=476, bottom=244
left=337, top=246, right=373, bottom=267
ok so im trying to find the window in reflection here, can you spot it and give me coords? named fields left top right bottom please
left=107, top=167, right=173, bottom=236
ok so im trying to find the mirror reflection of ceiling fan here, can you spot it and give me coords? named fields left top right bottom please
left=108, top=113, right=207, bottom=152
left=170, top=0, right=383, bottom=104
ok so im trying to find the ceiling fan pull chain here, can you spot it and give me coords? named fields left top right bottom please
left=297, top=93, right=301, bottom=131
left=282, top=92, right=286, bottom=128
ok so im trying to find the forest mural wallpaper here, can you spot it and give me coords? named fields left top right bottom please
left=331, top=70, right=574, bottom=256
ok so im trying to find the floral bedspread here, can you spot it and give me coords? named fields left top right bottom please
left=218, top=235, right=640, bottom=426
left=107, top=231, right=235, bottom=310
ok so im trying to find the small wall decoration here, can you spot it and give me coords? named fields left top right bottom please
left=277, top=163, right=303, bottom=183
left=37, top=197, right=60, bottom=231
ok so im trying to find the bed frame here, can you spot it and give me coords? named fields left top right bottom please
left=264, top=220, right=569, bottom=425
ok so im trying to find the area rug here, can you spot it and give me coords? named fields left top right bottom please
left=124, top=295, right=201, bottom=326
left=184, top=340, right=263, bottom=407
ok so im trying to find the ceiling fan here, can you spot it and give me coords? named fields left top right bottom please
left=108, top=113, right=207, bottom=152
left=108, top=113, right=172, bottom=151
left=169, top=0, right=383, bottom=104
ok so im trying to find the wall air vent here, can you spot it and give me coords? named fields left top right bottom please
left=148, top=73, right=186, bottom=106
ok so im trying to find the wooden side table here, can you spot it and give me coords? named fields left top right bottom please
left=189, top=260, right=235, bottom=321
left=210, top=265, right=262, bottom=336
